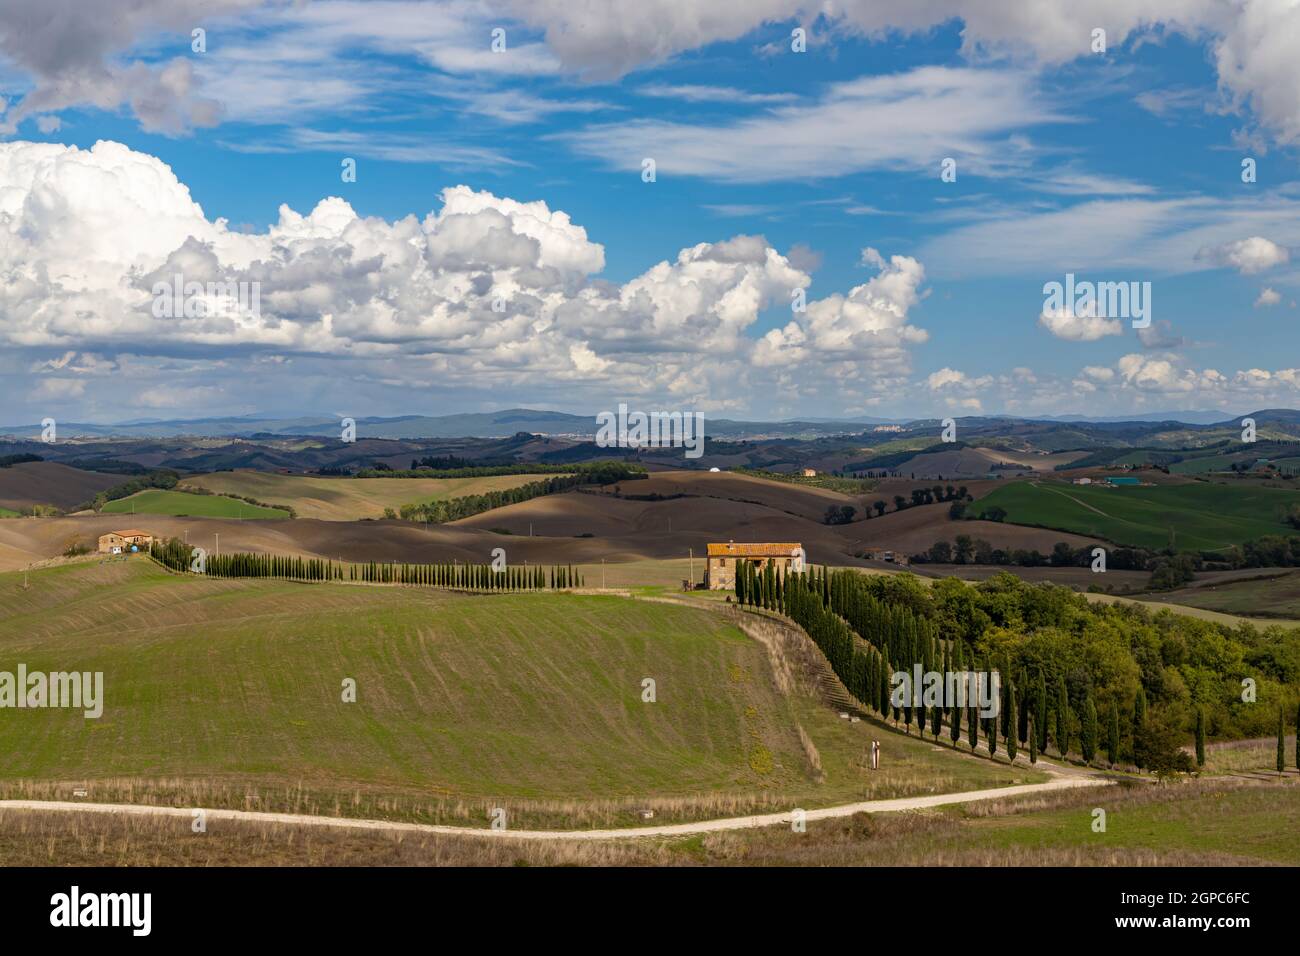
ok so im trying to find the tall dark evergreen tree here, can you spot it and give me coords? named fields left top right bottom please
left=1017, top=669, right=1029, bottom=746
left=1279, top=706, right=1287, bottom=773
left=1004, top=679, right=1017, bottom=762
left=1055, top=682, right=1069, bottom=758
left=917, top=639, right=928, bottom=735
left=878, top=654, right=889, bottom=717
left=1107, top=700, right=1121, bottom=766
left=1195, top=707, right=1206, bottom=767
left=1081, top=696, right=1098, bottom=765
left=950, top=643, right=963, bottom=745
left=885, top=658, right=896, bottom=723
left=1035, top=671, right=1048, bottom=752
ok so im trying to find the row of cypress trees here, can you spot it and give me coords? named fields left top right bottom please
left=734, top=559, right=1208, bottom=768
left=211, top=552, right=343, bottom=580
left=737, top=560, right=987, bottom=741
left=150, top=538, right=584, bottom=590
left=398, top=475, right=591, bottom=522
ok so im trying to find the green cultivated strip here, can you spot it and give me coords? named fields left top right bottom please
left=102, top=489, right=290, bottom=519
left=974, top=479, right=1300, bottom=550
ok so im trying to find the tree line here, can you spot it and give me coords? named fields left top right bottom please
left=149, top=537, right=584, bottom=590
left=397, top=463, right=646, bottom=524
left=0, top=453, right=43, bottom=468
left=357, top=461, right=646, bottom=481
left=733, top=561, right=1299, bottom=771
left=74, top=469, right=180, bottom=513
left=912, top=531, right=1300, bottom=590
left=913, top=537, right=1152, bottom=571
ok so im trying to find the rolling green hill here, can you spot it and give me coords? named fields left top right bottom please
left=972, top=479, right=1300, bottom=550
left=100, top=489, right=291, bottom=519
left=0, top=560, right=1029, bottom=828
left=182, top=469, right=556, bottom=520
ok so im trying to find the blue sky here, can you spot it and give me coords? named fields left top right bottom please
left=2, top=1, right=1300, bottom=424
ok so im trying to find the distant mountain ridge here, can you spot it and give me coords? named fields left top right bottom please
left=1034, top=410, right=1233, bottom=425
left=0, top=407, right=1290, bottom=440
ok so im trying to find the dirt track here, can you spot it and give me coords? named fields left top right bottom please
left=0, top=768, right=1108, bottom=840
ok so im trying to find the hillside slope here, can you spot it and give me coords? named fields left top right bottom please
left=0, top=461, right=119, bottom=511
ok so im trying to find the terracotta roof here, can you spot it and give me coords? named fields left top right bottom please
left=706, top=542, right=801, bottom=557
left=108, top=529, right=153, bottom=538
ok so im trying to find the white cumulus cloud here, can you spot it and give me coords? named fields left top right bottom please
left=1, top=139, right=932, bottom=412
left=1197, top=235, right=1291, bottom=274
left=1038, top=307, right=1123, bottom=342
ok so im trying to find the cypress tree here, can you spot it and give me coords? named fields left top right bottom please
left=885, top=658, right=898, bottom=723
left=905, top=676, right=914, bottom=734
left=950, top=645, right=963, bottom=745
left=1081, top=695, right=1097, bottom=764
left=1005, top=680, right=1017, bottom=761
left=1029, top=716, right=1038, bottom=764
left=1036, top=671, right=1048, bottom=753
left=1017, top=669, right=1029, bottom=746
left=1296, top=702, right=1299, bottom=771
left=917, top=660, right=927, bottom=735
left=1195, top=707, right=1206, bottom=767
left=1055, top=682, right=1069, bottom=758
left=736, top=561, right=747, bottom=604
left=1278, top=706, right=1287, bottom=773
left=1107, top=700, right=1120, bottom=766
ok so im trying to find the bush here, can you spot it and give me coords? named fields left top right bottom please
left=1133, top=716, right=1196, bottom=774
